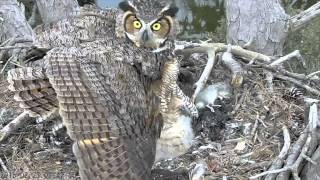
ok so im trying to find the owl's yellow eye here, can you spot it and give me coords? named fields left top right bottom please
left=133, top=20, right=142, bottom=29
left=152, top=23, right=161, bottom=31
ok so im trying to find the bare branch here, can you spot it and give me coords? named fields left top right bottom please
left=270, top=50, right=305, bottom=68
left=176, top=42, right=271, bottom=63
left=0, top=45, right=30, bottom=50
left=290, top=2, right=320, bottom=32
left=0, top=38, right=32, bottom=62
left=265, top=126, right=291, bottom=180
left=276, top=105, right=316, bottom=180
left=275, top=74, right=320, bottom=97
left=0, top=111, right=32, bottom=142
left=306, top=71, right=320, bottom=79
left=0, top=157, right=9, bottom=175
left=221, top=46, right=244, bottom=87
left=192, top=47, right=216, bottom=101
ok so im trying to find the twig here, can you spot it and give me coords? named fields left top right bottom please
left=232, top=87, right=249, bottom=113
left=221, top=45, right=244, bottom=87
left=0, top=45, right=30, bottom=50
left=308, top=103, right=318, bottom=130
left=270, top=50, right=305, bottom=68
left=251, top=102, right=318, bottom=180
left=266, top=71, right=274, bottom=91
left=275, top=74, right=320, bottom=97
left=300, top=145, right=320, bottom=179
left=264, top=126, right=291, bottom=180
left=0, top=111, right=31, bottom=142
left=0, top=56, right=15, bottom=74
left=177, top=42, right=271, bottom=62
left=0, top=157, right=9, bottom=175
left=290, top=2, right=320, bottom=32
left=176, top=42, right=271, bottom=100
left=276, top=103, right=318, bottom=180
left=306, top=70, right=320, bottom=79
left=0, top=38, right=32, bottom=63
left=249, top=133, right=310, bottom=180
left=192, top=46, right=216, bottom=101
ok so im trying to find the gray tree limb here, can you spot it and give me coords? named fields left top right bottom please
left=290, top=2, right=320, bottom=32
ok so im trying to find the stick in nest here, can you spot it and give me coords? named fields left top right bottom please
left=249, top=103, right=319, bottom=180
left=192, top=45, right=216, bottom=102
left=264, top=126, right=291, bottom=180
left=0, top=111, right=31, bottom=142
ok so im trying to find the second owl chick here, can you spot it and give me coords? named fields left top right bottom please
left=195, top=82, right=232, bottom=111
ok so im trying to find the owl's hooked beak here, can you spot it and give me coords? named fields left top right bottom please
left=141, top=30, right=149, bottom=42
left=137, top=29, right=159, bottom=48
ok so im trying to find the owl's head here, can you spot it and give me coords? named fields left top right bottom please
left=116, top=0, right=179, bottom=49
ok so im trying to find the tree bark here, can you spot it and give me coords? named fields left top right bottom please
left=0, top=0, right=34, bottom=44
left=35, top=0, right=80, bottom=24
left=225, top=0, right=289, bottom=56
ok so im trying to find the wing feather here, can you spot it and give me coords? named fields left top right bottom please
left=7, top=67, right=58, bottom=117
left=44, top=46, right=156, bottom=180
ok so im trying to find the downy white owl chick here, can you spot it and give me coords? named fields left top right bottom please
left=155, top=95, right=195, bottom=162
left=152, top=59, right=198, bottom=162
left=195, top=82, right=232, bottom=110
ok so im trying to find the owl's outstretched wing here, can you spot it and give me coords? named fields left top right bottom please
left=43, top=45, right=159, bottom=180
left=7, top=67, right=58, bottom=118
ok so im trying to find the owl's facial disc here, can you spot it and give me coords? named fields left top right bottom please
left=119, top=1, right=179, bottom=49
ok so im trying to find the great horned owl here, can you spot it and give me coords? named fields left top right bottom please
left=7, top=1, right=197, bottom=179
left=117, top=0, right=199, bottom=162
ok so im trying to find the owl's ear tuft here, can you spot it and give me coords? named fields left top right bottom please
left=161, top=4, right=179, bottom=17
left=119, top=1, right=137, bottom=13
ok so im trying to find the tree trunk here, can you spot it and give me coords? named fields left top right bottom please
left=0, top=0, right=34, bottom=43
left=0, top=0, right=34, bottom=63
left=225, top=0, right=289, bottom=56
left=35, top=0, right=80, bottom=24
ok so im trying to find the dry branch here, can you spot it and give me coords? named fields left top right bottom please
left=0, top=157, right=9, bottom=175
left=275, top=74, right=320, bottom=97
left=221, top=46, right=244, bottom=87
left=250, top=103, right=319, bottom=180
left=192, top=47, right=216, bottom=102
left=290, top=2, right=320, bottom=32
left=265, top=126, right=291, bottom=180
left=306, top=71, right=320, bottom=79
left=177, top=42, right=319, bottom=101
left=0, top=111, right=31, bottom=142
left=0, top=45, right=30, bottom=50
left=176, top=42, right=273, bottom=100
left=176, top=41, right=271, bottom=62
left=270, top=50, right=305, bottom=68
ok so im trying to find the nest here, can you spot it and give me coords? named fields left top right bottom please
left=0, top=42, right=319, bottom=180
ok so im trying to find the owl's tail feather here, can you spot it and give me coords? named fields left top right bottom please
left=73, top=137, right=152, bottom=180
left=7, top=67, right=58, bottom=118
